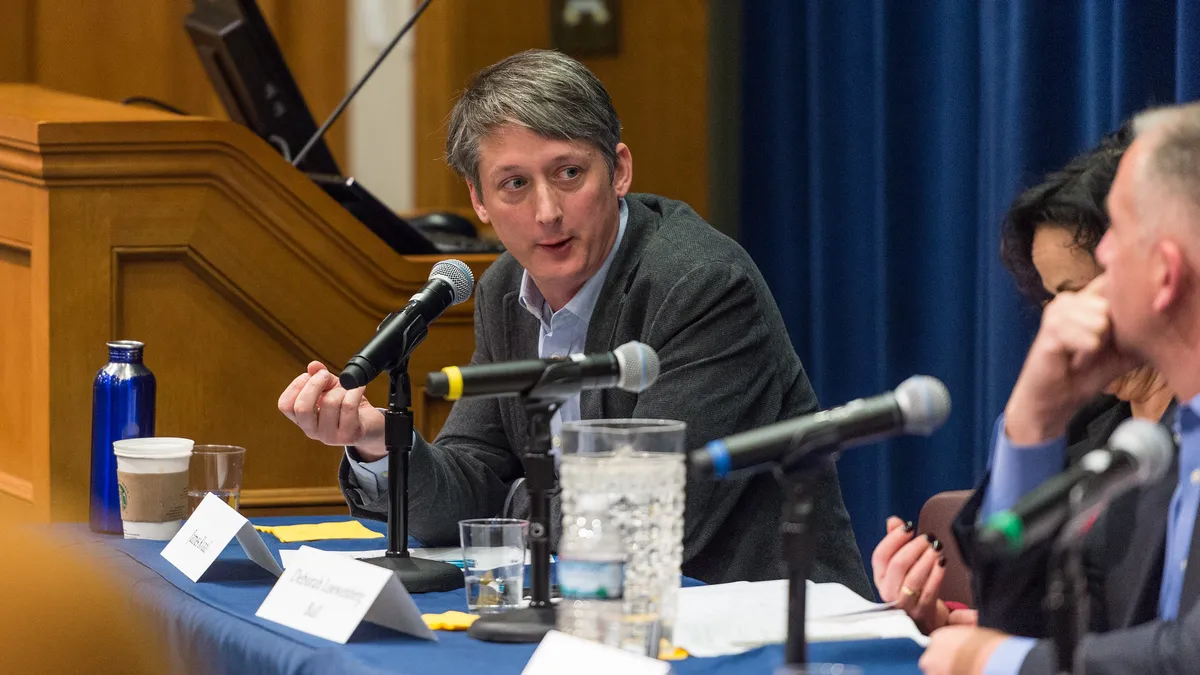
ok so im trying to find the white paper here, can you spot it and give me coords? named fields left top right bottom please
left=256, top=546, right=435, bottom=644
left=673, top=579, right=911, bottom=658
left=807, top=579, right=895, bottom=619
left=363, top=566, right=440, bottom=639
left=522, top=630, right=670, bottom=675
left=673, top=580, right=787, bottom=656
left=161, top=492, right=283, bottom=582
left=808, top=610, right=930, bottom=647
left=235, top=522, right=286, bottom=577
left=280, top=548, right=386, bottom=569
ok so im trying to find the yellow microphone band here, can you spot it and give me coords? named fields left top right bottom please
left=441, top=366, right=464, bottom=400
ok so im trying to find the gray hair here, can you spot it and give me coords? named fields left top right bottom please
left=445, top=49, right=622, bottom=191
left=1132, top=102, right=1200, bottom=214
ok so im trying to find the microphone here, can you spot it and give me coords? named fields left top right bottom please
left=339, top=259, right=474, bottom=389
left=291, top=0, right=434, bottom=169
left=426, top=341, right=660, bottom=400
left=691, top=375, right=952, bottom=478
left=978, top=418, right=1174, bottom=555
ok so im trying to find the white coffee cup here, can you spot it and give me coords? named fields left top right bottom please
left=113, top=437, right=194, bottom=540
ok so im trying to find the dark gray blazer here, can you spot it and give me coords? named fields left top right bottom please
left=340, top=193, right=870, bottom=593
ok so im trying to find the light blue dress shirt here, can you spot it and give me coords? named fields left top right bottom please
left=1158, top=397, right=1200, bottom=621
left=347, top=199, right=629, bottom=499
left=515, top=197, right=628, bottom=457
left=983, top=396, right=1196, bottom=675
left=979, top=414, right=1069, bottom=521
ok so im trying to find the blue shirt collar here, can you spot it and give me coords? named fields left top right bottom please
left=1174, top=394, right=1200, bottom=483
left=518, top=197, right=628, bottom=328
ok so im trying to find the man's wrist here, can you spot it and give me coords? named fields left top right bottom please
left=1003, top=394, right=1071, bottom=446
left=354, top=439, right=387, bottom=462
left=953, top=629, right=1009, bottom=675
left=351, top=408, right=389, bottom=461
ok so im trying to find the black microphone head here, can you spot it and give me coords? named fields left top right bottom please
left=612, top=341, right=660, bottom=393
left=339, top=359, right=373, bottom=390
left=1106, top=417, right=1174, bottom=484
left=895, top=375, right=951, bottom=435
left=429, top=259, right=474, bottom=305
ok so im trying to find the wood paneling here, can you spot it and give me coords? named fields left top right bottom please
left=240, top=486, right=345, bottom=509
left=0, top=179, right=37, bottom=245
left=4, top=0, right=348, bottom=167
left=0, top=163, right=48, bottom=522
left=0, top=85, right=490, bottom=521
left=0, top=0, right=33, bottom=82
left=0, top=244, right=33, bottom=496
left=5, top=0, right=710, bottom=219
left=414, top=0, right=710, bottom=218
left=585, top=2, right=709, bottom=218
left=117, top=254, right=345, bottom=493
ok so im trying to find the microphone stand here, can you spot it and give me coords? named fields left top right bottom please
left=469, top=360, right=586, bottom=643
left=776, top=428, right=845, bottom=668
left=362, top=359, right=464, bottom=592
left=779, top=466, right=820, bottom=665
left=1046, top=486, right=1093, bottom=675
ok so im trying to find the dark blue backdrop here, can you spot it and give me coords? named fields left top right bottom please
left=740, top=0, right=1200, bottom=571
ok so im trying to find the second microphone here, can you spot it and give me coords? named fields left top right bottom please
left=427, top=341, right=660, bottom=400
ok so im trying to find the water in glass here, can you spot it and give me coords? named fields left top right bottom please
left=463, top=549, right=525, bottom=614
left=187, top=489, right=239, bottom=516
left=559, top=446, right=685, bottom=653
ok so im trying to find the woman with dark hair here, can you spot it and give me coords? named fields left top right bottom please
left=1000, top=126, right=1130, bottom=305
left=870, top=126, right=1174, bottom=635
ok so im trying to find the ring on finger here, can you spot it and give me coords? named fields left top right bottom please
left=900, top=585, right=917, bottom=598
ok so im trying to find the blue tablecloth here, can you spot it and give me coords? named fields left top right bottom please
left=68, top=516, right=922, bottom=674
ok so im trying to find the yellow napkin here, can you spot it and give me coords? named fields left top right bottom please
left=254, top=521, right=384, bottom=543
left=422, top=611, right=480, bottom=631
left=659, top=642, right=689, bottom=661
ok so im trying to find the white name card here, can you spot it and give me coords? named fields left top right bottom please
left=522, top=630, right=672, bottom=675
left=255, top=546, right=436, bottom=644
left=161, top=492, right=284, bottom=582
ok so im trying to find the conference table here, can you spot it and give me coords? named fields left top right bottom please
left=60, top=515, right=923, bottom=674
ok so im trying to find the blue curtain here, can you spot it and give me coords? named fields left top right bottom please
left=740, top=0, right=1200, bottom=571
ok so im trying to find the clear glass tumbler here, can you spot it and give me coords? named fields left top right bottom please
left=187, top=444, right=245, bottom=517
left=459, top=518, right=528, bottom=614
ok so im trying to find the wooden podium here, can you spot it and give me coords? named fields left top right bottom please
left=0, top=85, right=495, bottom=523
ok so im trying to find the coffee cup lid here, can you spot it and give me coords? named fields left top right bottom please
left=113, top=437, right=194, bottom=458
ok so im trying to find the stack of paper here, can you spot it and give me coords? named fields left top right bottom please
left=672, top=579, right=928, bottom=657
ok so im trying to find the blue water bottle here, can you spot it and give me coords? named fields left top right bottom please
left=90, top=340, right=157, bottom=533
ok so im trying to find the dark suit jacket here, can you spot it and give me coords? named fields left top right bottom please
left=954, top=396, right=1200, bottom=674
left=339, top=193, right=871, bottom=593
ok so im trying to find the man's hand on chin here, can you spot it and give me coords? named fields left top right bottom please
left=1003, top=275, right=1139, bottom=445
left=918, top=626, right=1010, bottom=675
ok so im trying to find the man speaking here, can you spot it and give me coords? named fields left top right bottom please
left=277, top=50, right=868, bottom=592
